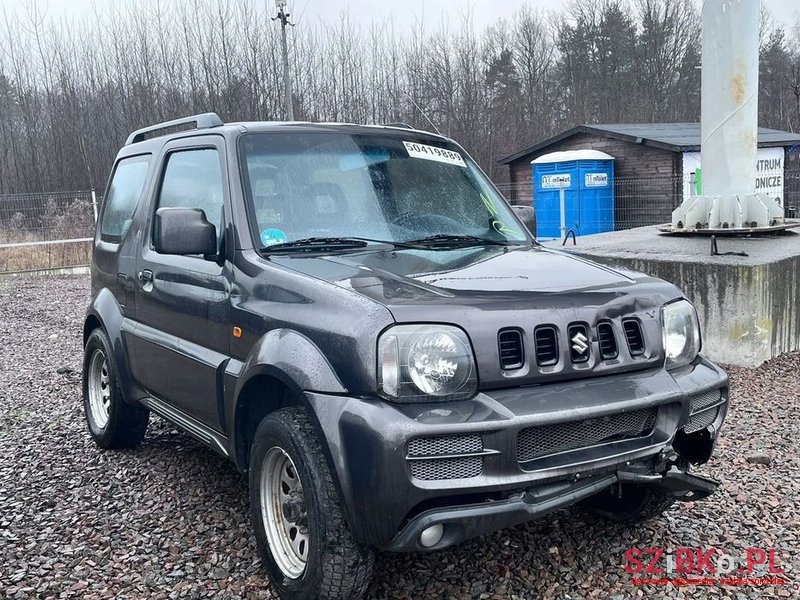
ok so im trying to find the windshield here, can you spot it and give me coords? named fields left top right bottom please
left=239, top=132, right=530, bottom=249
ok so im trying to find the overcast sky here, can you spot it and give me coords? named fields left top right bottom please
left=0, top=0, right=797, bottom=31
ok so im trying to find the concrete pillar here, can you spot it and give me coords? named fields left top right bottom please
left=671, top=0, right=784, bottom=231
left=701, top=0, right=759, bottom=207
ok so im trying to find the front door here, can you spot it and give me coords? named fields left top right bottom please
left=131, top=136, right=232, bottom=432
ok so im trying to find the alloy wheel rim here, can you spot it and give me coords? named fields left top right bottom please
left=260, top=446, right=309, bottom=579
left=87, top=349, right=111, bottom=429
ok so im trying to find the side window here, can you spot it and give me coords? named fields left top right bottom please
left=100, top=155, right=151, bottom=242
left=156, top=148, right=224, bottom=246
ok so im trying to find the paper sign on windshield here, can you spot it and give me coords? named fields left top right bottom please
left=403, top=141, right=466, bottom=167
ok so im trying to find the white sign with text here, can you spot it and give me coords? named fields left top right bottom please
left=682, top=147, right=784, bottom=202
left=541, top=173, right=571, bottom=189
left=584, top=173, right=609, bottom=187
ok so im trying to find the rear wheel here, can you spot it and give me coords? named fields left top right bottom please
left=82, top=328, right=149, bottom=448
left=249, top=407, right=374, bottom=600
left=582, top=483, right=676, bottom=523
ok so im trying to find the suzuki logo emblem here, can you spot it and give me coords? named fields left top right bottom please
left=571, top=331, right=589, bottom=355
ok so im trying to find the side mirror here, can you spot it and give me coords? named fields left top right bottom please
left=511, top=205, right=537, bottom=237
left=153, top=207, right=217, bottom=256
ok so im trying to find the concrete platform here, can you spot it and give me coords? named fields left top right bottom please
left=543, top=226, right=800, bottom=366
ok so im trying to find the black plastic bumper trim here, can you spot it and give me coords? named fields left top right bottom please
left=383, top=475, right=616, bottom=552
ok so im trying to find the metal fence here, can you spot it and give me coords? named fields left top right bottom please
left=497, top=170, right=800, bottom=238
left=0, top=190, right=97, bottom=273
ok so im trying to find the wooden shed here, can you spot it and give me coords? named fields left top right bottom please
left=499, top=123, right=800, bottom=227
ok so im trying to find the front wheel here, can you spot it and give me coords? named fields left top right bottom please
left=249, top=407, right=374, bottom=600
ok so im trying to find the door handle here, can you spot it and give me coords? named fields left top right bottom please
left=138, top=269, right=154, bottom=291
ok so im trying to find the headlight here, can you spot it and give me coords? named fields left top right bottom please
left=378, top=324, right=477, bottom=402
left=662, top=299, right=701, bottom=369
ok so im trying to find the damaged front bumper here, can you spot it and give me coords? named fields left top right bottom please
left=385, top=460, right=720, bottom=552
left=304, top=357, right=729, bottom=550
left=618, top=464, right=718, bottom=500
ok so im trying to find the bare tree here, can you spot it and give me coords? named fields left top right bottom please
left=0, top=0, right=798, bottom=194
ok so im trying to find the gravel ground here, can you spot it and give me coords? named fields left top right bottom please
left=1, top=274, right=798, bottom=599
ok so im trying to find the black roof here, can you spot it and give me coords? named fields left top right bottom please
left=498, top=122, right=800, bottom=165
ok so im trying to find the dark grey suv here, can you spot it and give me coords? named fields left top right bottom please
left=82, top=113, right=729, bottom=600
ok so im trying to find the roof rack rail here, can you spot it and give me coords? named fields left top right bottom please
left=383, top=122, right=414, bottom=129
left=125, top=112, right=224, bottom=145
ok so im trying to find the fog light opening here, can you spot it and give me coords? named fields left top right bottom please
left=419, top=524, right=444, bottom=548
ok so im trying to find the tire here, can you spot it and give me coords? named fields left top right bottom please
left=82, top=328, right=149, bottom=449
left=249, top=407, right=374, bottom=600
left=582, top=483, right=676, bottom=524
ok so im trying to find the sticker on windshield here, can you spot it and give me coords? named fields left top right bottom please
left=480, top=192, right=498, bottom=216
left=403, top=141, right=466, bottom=167
left=261, top=228, right=288, bottom=246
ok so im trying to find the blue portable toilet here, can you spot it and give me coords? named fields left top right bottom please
left=532, top=150, right=615, bottom=239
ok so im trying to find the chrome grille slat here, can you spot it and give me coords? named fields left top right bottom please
left=517, top=407, right=658, bottom=463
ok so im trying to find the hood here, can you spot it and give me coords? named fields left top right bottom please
left=269, top=245, right=683, bottom=389
left=268, top=245, right=670, bottom=311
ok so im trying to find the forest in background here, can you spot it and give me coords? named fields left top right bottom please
left=0, top=0, right=799, bottom=194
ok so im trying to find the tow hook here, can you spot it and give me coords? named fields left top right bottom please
left=617, top=466, right=718, bottom=501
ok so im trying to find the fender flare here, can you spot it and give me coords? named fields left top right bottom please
left=230, top=329, right=347, bottom=470
left=234, top=328, right=346, bottom=399
left=83, top=288, right=139, bottom=402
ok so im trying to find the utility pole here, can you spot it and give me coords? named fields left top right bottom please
left=273, top=0, right=294, bottom=121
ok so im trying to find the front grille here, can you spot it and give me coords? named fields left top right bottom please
left=409, top=456, right=483, bottom=480
left=685, top=409, right=719, bottom=433
left=568, top=323, right=590, bottom=363
left=622, top=319, right=645, bottom=356
left=498, top=329, right=524, bottom=370
left=408, top=434, right=482, bottom=457
left=690, top=389, right=723, bottom=413
left=407, top=434, right=483, bottom=480
left=517, top=407, right=658, bottom=463
left=597, top=322, right=618, bottom=359
left=685, top=389, right=724, bottom=433
left=410, top=456, right=483, bottom=481
left=534, top=325, right=559, bottom=366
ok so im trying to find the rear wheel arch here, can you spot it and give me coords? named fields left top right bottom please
left=83, top=313, right=103, bottom=345
left=84, top=288, right=124, bottom=344
left=82, top=327, right=149, bottom=448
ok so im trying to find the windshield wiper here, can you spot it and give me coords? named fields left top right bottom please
left=263, top=236, right=421, bottom=253
left=404, top=234, right=515, bottom=248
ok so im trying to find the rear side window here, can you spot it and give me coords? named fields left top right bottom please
left=156, top=149, right=224, bottom=243
left=100, top=155, right=151, bottom=242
